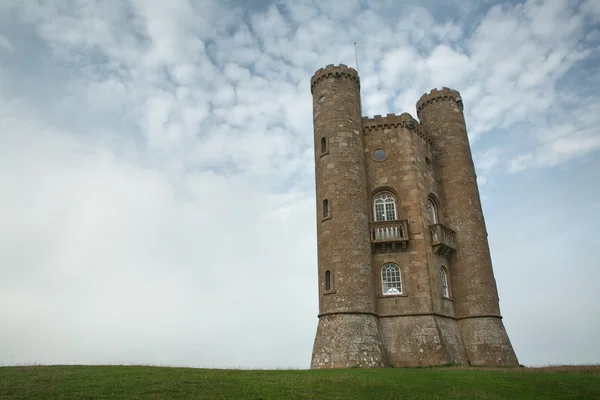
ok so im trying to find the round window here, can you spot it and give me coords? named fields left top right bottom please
left=373, top=149, right=386, bottom=161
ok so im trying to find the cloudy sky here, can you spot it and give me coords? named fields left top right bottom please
left=1, top=0, right=599, bottom=369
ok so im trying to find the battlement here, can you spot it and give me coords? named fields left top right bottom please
left=416, top=87, right=463, bottom=118
left=362, top=112, right=430, bottom=142
left=310, top=64, right=360, bottom=94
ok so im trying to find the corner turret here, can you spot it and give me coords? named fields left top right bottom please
left=310, top=64, right=360, bottom=94
left=416, top=87, right=463, bottom=119
left=417, top=87, right=519, bottom=367
left=310, top=64, right=387, bottom=369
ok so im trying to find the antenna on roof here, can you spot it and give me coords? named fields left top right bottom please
left=354, top=41, right=363, bottom=114
left=354, top=42, right=359, bottom=73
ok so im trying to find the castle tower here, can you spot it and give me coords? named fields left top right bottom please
left=310, top=64, right=387, bottom=368
left=309, top=64, right=518, bottom=368
left=416, top=88, right=519, bottom=366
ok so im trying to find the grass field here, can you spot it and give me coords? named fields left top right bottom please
left=1, top=364, right=599, bottom=399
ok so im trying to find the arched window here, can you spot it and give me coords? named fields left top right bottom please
left=325, top=270, right=332, bottom=291
left=322, top=199, right=329, bottom=218
left=381, top=263, right=402, bottom=295
left=373, top=192, right=397, bottom=222
left=427, top=197, right=438, bottom=224
left=321, top=137, right=327, bottom=154
left=440, top=267, right=449, bottom=298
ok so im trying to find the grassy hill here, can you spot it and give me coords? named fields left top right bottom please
left=1, top=364, right=599, bottom=399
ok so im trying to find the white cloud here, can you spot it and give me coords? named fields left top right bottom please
left=473, top=147, right=502, bottom=184
left=425, top=44, right=475, bottom=87
left=461, top=0, right=593, bottom=142
left=507, top=153, right=534, bottom=173
left=0, top=35, right=13, bottom=52
left=582, top=0, right=600, bottom=21
left=509, top=134, right=600, bottom=172
left=0, top=115, right=317, bottom=368
left=508, top=93, right=600, bottom=172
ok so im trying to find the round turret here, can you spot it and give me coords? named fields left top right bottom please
left=416, top=87, right=463, bottom=119
left=310, top=64, right=387, bottom=369
left=417, top=88, right=519, bottom=367
left=310, top=63, right=360, bottom=94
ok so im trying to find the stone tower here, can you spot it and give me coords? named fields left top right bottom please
left=310, top=64, right=518, bottom=368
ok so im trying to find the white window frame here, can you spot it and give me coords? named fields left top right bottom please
left=440, top=267, right=449, bottom=298
left=381, top=263, right=402, bottom=295
left=373, top=192, right=397, bottom=222
left=428, top=198, right=438, bottom=224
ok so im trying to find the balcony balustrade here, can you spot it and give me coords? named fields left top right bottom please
left=370, top=220, right=409, bottom=253
left=429, top=223, right=456, bottom=259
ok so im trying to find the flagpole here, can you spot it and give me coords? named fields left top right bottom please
left=354, top=42, right=359, bottom=72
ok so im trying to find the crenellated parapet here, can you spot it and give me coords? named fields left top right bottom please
left=362, top=112, right=430, bottom=142
left=311, top=64, right=360, bottom=94
left=416, top=87, right=464, bottom=119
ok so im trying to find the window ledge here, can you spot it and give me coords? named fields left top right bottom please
left=321, top=215, right=332, bottom=222
left=379, top=293, right=407, bottom=298
left=442, top=296, right=453, bottom=301
left=324, top=290, right=337, bottom=296
left=319, top=151, right=330, bottom=158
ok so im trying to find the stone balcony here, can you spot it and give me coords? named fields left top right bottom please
left=370, top=220, right=409, bottom=253
left=429, top=223, right=456, bottom=259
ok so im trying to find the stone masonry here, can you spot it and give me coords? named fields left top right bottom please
left=310, top=64, right=519, bottom=368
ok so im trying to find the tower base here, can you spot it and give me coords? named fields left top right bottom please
left=458, top=317, right=519, bottom=366
left=379, top=315, right=469, bottom=367
left=311, top=313, right=387, bottom=368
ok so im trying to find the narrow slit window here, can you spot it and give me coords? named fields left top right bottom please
left=321, top=137, right=327, bottom=154
left=325, top=270, right=331, bottom=291
left=322, top=199, right=329, bottom=218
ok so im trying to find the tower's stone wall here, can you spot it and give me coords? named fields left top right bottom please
left=310, top=67, right=518, bottom=368
left=363, top=114, right=432, bottom=316
left=362, top=113, right=467, bottom=366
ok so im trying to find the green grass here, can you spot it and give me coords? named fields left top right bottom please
left=1, top=365, right=599, bottom=399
